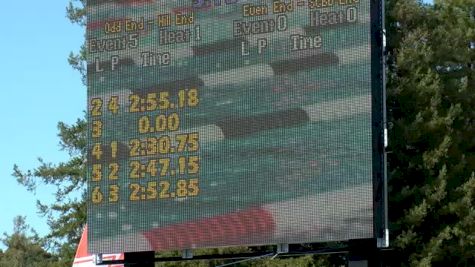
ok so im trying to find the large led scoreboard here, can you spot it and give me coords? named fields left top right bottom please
left=86, top=0, right=386, bottom=254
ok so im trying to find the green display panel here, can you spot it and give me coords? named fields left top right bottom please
left=87, top=0, right=381, bottom=254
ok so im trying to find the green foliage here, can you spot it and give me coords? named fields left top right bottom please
left=66, top=0, right=86, bottom=26
left=12, top=119, right=87, bottom=265
left=386, top=0, right=475, bottom=265
left=66, top=0, right=87, bottom=84
left=0, top=216, right=62, bottom=267
left=244, top=255, right=337, bottom=267
left=153, top=246, right=337, bottom=266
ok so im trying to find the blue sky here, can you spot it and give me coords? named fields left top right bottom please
left=0, top=0, right=85, bottom=247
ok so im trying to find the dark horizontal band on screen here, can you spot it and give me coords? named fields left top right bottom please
left=217, top=108, right=310, bottom=138
left=192, top=38, right=247, bottom=56
left=86, top=52, right=339, bottom=91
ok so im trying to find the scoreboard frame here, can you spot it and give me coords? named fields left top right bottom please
left=87, top=0, right=389, bottom=262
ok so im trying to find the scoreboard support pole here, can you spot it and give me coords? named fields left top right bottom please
left=348, top=239, right=381, bottom=267
left=123, top=251, right=155, bottom=267
left=182, top=249, right=193, bottom=259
